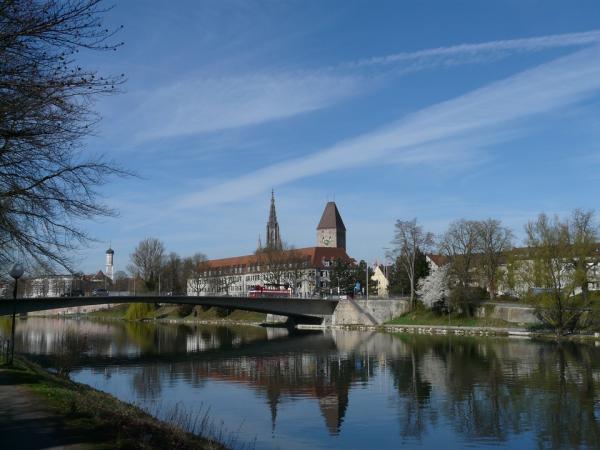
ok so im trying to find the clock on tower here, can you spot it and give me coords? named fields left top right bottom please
left=316, top=202, right=346, bottom=250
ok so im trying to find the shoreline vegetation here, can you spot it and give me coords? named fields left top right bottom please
left=87, top=304, right=267, bottom=325
left=1, top=357, right=230, bottom=450
left=30, top=303, right=600, bottom=340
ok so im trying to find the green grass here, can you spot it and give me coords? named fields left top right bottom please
left=185, top=307, right=266, bottom=322
left=88, top=304, right=267, bottom=323
left=2, top=358, right=225, bottom=449
left=87, top=304, right=129, bottom=318
left=1, top=358, right=226, bottom=449
left=387, top=309, right=514, bottom=328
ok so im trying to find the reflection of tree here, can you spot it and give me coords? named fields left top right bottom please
left=523, top=343, right=600, bottom=449
left=388, top=336, right=433, bottom=439
left=386, top=334, right=600, bottom=448
left=14, top=319, right=600, bottom=448
left=132, top=364, right=162, bottom=400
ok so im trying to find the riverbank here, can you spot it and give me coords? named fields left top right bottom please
left=0, top=358, right=228, bottom=449
left=87, top=304, right=267, bottom=325
left=299, top=322, right=600, bottom=341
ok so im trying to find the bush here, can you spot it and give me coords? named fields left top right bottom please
left=524, top=291, right=587, bottom=336
left=125, top=303, right=156, bottom=320
left=176, top=304, right=193, bottom=317
left=449, top=286, right=488, bottom=316
left=214, top=307, right=231, bottom=318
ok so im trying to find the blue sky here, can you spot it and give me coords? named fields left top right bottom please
left=76, top=0, right=600, bottom=274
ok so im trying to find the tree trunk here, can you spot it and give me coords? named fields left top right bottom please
left=582, top=282, right=589, bottom=302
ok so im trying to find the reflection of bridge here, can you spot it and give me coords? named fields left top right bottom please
left=0, top=296, right=338, bottom=323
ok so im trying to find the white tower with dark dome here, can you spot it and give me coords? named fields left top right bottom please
left=105, top=246, right=114, bottom=281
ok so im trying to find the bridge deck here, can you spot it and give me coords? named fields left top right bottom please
left=0, top=296, right=339, bottom=319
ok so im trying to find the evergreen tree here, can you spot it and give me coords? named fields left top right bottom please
left=388, top=250, right=430, bottom=297
left=328, top=258, right=356, bottom=294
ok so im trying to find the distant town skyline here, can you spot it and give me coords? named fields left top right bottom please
left=75, top=1, right=600, bottom=273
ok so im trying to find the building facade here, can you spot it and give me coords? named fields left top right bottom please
left=27, top=274, right=83, bottom=298
left=188, top=195, right=352, bottom=297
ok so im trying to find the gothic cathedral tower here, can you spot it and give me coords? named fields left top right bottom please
left=266, top=190, right=282, bottom=249
left=316, top=202, right=346, bottom=250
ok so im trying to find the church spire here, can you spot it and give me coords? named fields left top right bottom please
left=266, top=190, right=282, bottom=249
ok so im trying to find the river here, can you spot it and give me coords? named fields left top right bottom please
left=3, top=317, right=600, bottom=449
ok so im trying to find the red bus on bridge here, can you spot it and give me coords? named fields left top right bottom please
left=248, top=284, right=292, bottom=298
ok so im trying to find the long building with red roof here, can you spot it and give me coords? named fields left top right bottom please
left=187, top=195, right=353, bottom=297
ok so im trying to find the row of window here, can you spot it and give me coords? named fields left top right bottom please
left=202, top=259, right=340, bottom=277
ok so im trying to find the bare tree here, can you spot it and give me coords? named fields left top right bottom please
left=564, top=209, right=599, bottom=302
left=390, top=219, right=434, bottom=308
left=128, top=238, right=165, bottom=292
left=0, top=0, right=127, bottom=271
left=162, top=252, right=183, bottom=293
left=475, top=219, right=513, bottom=299
left=524, top=213, right=585, bottom=336
left=439, top=219, right=481, bottom=288
left=183, top=253, right=209, bottom=295
left=208, top=274, right=237, bottom=296
left=256, top=245, right=308, bottom=292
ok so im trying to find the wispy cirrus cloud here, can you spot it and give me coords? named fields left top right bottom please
left=123, top=30, right=600, bottom=144
left=129, top=72, right=363, bottom=142
left=176, top=45, right=600, bottom=207
left=348, top=29, right=600, bottom=69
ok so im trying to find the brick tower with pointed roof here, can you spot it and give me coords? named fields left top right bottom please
left=266, top=190, right=282, bottom=249
left=316, top=202, right=346, bottom=251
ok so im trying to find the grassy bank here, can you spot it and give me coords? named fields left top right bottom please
left=1, top=358, right=227, bottom=449
left=387, top=309, right=514, bottom=328
left=89, top=304, right=267, bottom=323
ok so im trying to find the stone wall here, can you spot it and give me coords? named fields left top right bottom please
left=265, top=313, right=288, bottom=324
left=485, top=304, right=539, bottom=324
left=331, top=299, right=377, bottom=325
left=355, top=299, right=410, bottom=324
left=332, top=299, right=410, bottom=325
left=28, top=303, right=122, bottom=316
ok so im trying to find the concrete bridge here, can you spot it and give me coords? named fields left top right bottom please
left=0, top=295, right=339, bottom=323
left=0, top=296, right=410, bottom=325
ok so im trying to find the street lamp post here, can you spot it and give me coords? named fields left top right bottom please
left=366, top=264, right=369, bottom=301
left=9, top=263, right=24, bottom=365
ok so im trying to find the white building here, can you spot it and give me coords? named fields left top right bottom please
left=27, top=274, right=82, bottom=298
left=187, top=198, right=353, bottom=297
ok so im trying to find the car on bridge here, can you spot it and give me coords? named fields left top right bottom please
left=60, top=289, right=85, bottom=297
left=92, top=288, right=109, bottom=297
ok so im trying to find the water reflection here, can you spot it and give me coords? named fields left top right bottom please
left=8, top=318, right=600, bottom=449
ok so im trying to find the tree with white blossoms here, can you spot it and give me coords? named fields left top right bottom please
left=417, top=266, right=450, bottom=309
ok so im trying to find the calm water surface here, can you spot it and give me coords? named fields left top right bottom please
left=4, top=317, right=600, bottom=449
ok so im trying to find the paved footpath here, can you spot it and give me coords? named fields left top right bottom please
left=0, top=368, right=91, bottom=450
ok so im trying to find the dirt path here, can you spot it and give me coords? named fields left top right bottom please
left=0, top=368, right=92, bottom=449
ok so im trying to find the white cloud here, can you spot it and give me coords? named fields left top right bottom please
left=348, top=29, right=600, bottom=70
left=176, top=45, right=600, bottom=207
left=122, top=29, right=600, bottom=144
left=128, top=73, right=363, bottom=142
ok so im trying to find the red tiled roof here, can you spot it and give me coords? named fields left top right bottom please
left=206, top=247, right=352, bottom=270
left=427, top=254, right=448, bottom=267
